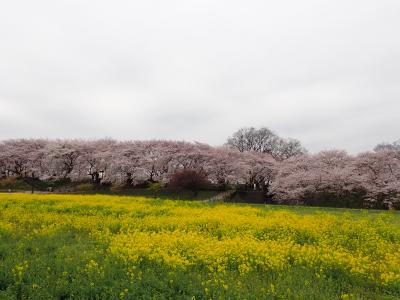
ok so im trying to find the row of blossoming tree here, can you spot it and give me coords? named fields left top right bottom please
left=0, top=128, right=399, bottom=208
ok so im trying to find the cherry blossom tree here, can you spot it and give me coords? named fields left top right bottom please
left=204, top=147, right=244, bottom=187
left=272, top=151, right=363, bottom=206
left=107, top=141, right=142, bottom=184
left=0, top=139, right=47, bottom=179
left=43, top=140, right=83, bottom=180
left=354, top=149, right=400, bottom=208
left=138, top=141, right=184, bottom=183
left=75, top=139, right=116, bottom=183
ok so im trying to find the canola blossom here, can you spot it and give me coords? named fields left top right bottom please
left=0, top=194, right=399, bottom=299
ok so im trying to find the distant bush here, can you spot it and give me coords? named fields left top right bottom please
left=110, top=183, right=125, bottom=193
left=49, top=178, right=72, bottom=187
left=169, top=170, right=209, bottom=193
left=0, top=177, right=30, bottom=190
left=0, top=176, right=18, bottom=188
left=133, top=181, right=150, bottom=189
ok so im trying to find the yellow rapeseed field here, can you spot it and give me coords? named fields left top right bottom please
left=0, top=193, right=399, bottom=299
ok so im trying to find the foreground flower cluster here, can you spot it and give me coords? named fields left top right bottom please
left=0, top=194, right=399, bottom=299
left=107, top=205, right=400, bottom=287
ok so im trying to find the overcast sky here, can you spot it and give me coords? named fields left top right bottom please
left=1, top=0, right=399, bottom=153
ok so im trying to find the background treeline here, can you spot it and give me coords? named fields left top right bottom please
left=0, top=127, right=399, bottom=209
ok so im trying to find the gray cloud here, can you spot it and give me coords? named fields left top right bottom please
left=1, top=0, right=399, bottom=153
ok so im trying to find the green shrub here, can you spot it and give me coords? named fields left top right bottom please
left=148, top=182, right=165, bottom=191
left=75, top=183, right=95, bottom=192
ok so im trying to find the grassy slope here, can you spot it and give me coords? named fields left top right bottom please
left=0, top=194, right=399, bottom=299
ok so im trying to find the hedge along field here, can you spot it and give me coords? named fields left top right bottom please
left=0, top=194, right=399, bottom=300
